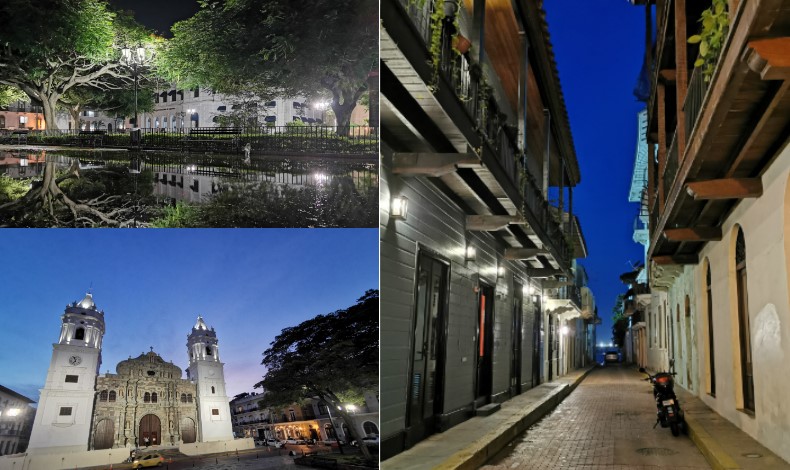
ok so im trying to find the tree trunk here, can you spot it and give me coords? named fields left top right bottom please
left=40, top=94, right=60, bottom=132
left=329, top=87, right=364, bottom=138
left=319, top=393, right=372, bottom=462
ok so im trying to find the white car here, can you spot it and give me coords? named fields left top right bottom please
left=265, top=438, right=283, bottom=448
left=284, top=438, right=306, bottom=445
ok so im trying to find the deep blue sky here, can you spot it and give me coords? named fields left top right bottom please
left=0, top=229, right=378, bottom=403
left=544, top=1, right=648, bottom=344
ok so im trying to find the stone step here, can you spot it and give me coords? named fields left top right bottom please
left=475, top=403, right=501, bottom=417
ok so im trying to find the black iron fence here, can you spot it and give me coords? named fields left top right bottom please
left=683, top=66, right=709, bottom=140
left=2, top=126, right=378, bottom=156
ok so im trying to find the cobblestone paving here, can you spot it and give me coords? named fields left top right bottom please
left=481, top=365, right=711, bottom=470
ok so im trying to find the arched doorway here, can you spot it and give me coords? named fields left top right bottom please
left=139, top=414, right=161, bottom=447
left=180, top=417, right=196, bottom=444
left=94, top=418, right=114, bottom=449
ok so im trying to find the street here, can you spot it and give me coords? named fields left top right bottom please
left=481, top=365, right=711, bottom=469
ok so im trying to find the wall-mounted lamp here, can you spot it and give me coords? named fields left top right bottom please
left=560, top=326, right=569, bottom=336
left=497, top=265, right=506, bottom=278
left=465, top=244, right=477, bottom=261
left=391, top=196, right=408, bottom=220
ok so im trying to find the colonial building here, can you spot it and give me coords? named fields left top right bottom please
left=380, top=0, right=591, bottom=460
left=27, top=294, right=233, bottom=455
left=632, top=0, right=790, bottom=463
left=0, top=385, right=35, bottom=456
left=0, top=100, right=45, bottom=131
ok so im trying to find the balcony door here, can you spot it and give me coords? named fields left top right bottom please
left=406, top=252, right=448, bottom=445
left=510, top=282, right=523, bottom=396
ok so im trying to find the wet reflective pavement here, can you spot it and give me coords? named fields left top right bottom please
left=481, top=365, right=710, bottom=470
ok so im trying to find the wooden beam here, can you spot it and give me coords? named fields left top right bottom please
left=466, top=215, right=525, bottom=231
left=663, top=227, right=723, bottom=241
left=504, top=248, right=549, bottom=260
left=526, top=268, right=563, bottom=278
left=659, top=69, right=676, bottom=82
left=652, top=254, right=698, bottom=265
left=744, top=37, right=790, bottom=80
left=674, top=0, right=688, bottom=164
left=392, top=152, right=480, bottom=177
left=685, top=178, right=763, bottom=200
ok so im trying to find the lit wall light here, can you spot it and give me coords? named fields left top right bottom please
left=391, top=196, right=408, bottom=220
left=560, top=326, right=569, bottom=336
left=497, top=265, right=506, bottom=278
left=465, top=244, right=477, bottom=261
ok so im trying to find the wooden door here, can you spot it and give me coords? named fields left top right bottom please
left=180, top=417, right=196, bottom=444
left=94, top=418, right=114, bottom=450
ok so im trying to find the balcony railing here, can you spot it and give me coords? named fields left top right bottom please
left=0, top=105, right=43, bottom=114
left=683, top=66, right=709, bottom=141
left=663, top=133, right=678, bottom=205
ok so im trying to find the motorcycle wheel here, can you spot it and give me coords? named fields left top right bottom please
left=670, top=422, right=680, bottom=436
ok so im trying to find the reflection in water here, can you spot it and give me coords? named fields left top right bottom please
left=0, top=148, right=378, bottom=227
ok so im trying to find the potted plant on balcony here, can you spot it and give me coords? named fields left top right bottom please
left=453, top=33, right=471, bottom=54
left=687, top=0, right=729, bottom=82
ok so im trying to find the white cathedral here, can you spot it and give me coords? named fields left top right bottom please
left=26, top=293, right=234, bottom=453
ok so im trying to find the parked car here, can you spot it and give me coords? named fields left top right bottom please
left=265, top=438, right=283, bottom=448
left=132, top=453, right=164, bottom=469
left=604, top=350, right=620, bottom=363
left=285, top=438, right=307, bottom=445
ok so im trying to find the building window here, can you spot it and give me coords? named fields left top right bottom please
left=705, top=261, right=716, bottom=397
left=187, top=394, right=193, bottom=403
left=289, top=410, right=296, bottom=421
left=211, top=386, right=215, bottom=394
left=0, top=116, right=5, bottom=128
left=206, top=346, right=212, bottom=356
left=211, top=409, right=219, bottom=416
left=144, top=392, right=151, bottom=403
left=265, top=101, right=276, bottom=107
left=74, top=327, right=85, bottom=340
left=19, top=116, right=28, bottom=127
left=735, top=228, right=754, bottom=412
left=99, top=390, right=108, bottom=401
left=151, top=392, right=158, bottom=403
left=362, top=421, right=378, bottom=435
left=59, top=407, right=72, bottom=416
left=181, top=393, right=187, bottom=403
left=65, top=375, right=79, bottom=383
left=109, top=391, right=116, bottom=402
left=194, top=88, right=200, bottom=98
left=317, top=402, right=328, bottom=415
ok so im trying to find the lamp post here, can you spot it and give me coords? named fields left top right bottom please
left=121, top=45, right=151, bottom=129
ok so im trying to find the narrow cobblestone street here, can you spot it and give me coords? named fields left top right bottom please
left=481, top=365, right=711, bottom=469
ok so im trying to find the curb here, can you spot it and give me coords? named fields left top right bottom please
left=685, top=413, right=740, bottom=470
left=435, top=365, right=597, bottom=470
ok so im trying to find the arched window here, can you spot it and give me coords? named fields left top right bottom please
left=181, top=393, right=187, bottom=403
left=705, top=261, right=716, bottom=397
left=144, top=392, right=151, bottom=403
left=109, top=390, right=116, bottom=402
left=735, top=228, right=754, bottom=412
left=151, top=392, right=158, bottom=403
left=211, top=386, right=215, bottom=394
left=362, top=421, right=378, bottom=436
left=187, top=394, right=193, bottom=403
left=75, top=328, right=85, bottom=341
left=206, top=346, right=212, bottom=356
left=99, top=390, right=108, bottom=401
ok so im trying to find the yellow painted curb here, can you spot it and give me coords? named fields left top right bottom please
left=685, top=413, right=740, bottom=470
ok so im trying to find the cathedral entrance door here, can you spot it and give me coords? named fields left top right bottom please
left=180, top=417, right=196, bottom=444
left=139, top=414, right=161, bottom=447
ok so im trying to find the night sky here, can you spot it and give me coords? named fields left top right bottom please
left=0, top=229, right=378, bottom=403
left=544, top=1, right=648, bottom=344
left=108, top=0, right=200, bottom=37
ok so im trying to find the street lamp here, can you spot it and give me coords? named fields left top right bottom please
left=120, top=45, right=152, bottom=130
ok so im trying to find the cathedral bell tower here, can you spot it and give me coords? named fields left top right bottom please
left=28, top=293, right=105, bottom=452
left=186, top=316, right=233, bottom=442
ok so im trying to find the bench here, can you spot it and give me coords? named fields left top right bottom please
left=182, top=128, right=242, bottom=153
left=76, top=130, right=106, bottom=147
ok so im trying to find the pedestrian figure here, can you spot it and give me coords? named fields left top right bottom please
left=144, top=436, right=149, bottom=447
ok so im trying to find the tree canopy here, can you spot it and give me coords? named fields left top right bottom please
left=159, top=0, right=377, bottom=133
left=0, top=0, right=158, bottom=128
left=255, top=289, right=378, bottom=459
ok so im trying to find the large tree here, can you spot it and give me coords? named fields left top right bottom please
left=255, top=289, right=378, bottom=461
left=159, top=0, right=377, bottom=135
left=0, top=0, right=155, bottom=130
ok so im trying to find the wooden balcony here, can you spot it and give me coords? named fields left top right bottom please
left=382, top=0, right=581, bottom=273
left=647, top=0, right=790, bottom=263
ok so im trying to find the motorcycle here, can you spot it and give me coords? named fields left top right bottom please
left=639, top=359, right=685, bottom=436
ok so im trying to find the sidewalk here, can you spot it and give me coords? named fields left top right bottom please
left=382, top=365, right=595, bottom=470
left=677, top=387, right=790, bottom=470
